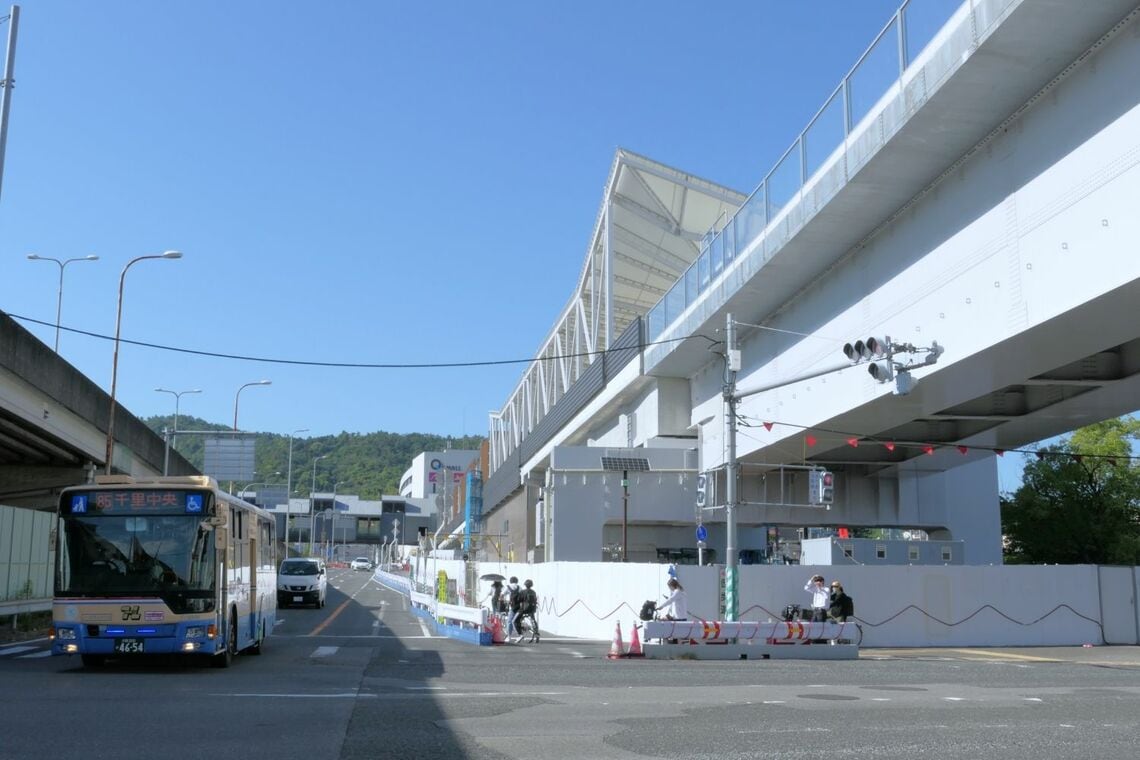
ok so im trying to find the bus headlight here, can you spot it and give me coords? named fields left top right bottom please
left=185, top=626, right=205, bottom=639
left=56, top=627, right=77, bottom=640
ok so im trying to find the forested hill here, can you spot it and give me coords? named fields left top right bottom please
left=143, top=415, right=484, bottom=499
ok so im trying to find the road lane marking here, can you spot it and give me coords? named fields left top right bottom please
left=0, top=645, right=37, bottom=656
left=418, top=618, right=432, bottom=637
left=944, top=648, right=1060, bottom=663
left=312, top=646, right=338, bottom=658
left=309, top=598, right=352, bottom=635
left=18, top=651, right=54, bottom=659
left=217, top=693, right=375, bottom=699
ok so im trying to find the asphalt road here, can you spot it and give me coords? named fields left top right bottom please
left=2, top=568, right=1138, bottom=759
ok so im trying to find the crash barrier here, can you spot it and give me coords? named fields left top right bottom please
left=374, top=569, right=411, bottom=595
left=407, top=588, right=493, bottom=645
left=639, top=619, right=859, bottom=660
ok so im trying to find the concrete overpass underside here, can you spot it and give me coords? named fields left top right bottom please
left=0, top=312, right=194, bottom=509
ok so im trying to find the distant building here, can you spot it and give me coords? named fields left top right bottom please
left=243, top=490, right=437, bottom=557
left=399, top=450, right=479, bottom=499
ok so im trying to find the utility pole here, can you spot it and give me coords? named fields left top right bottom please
left=719, top=313, right=943, bottom=624
left=723, top=313, right=740, bottom=621
left=0, top=5, right=19, bottom=203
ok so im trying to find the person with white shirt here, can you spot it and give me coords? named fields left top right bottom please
left=804, top=574, right=829, bottom=622
left=655, top=577, right=688, bottom=621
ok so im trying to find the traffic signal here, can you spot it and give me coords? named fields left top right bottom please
left=807, top=469, right=834, bottom=505
left=842, top=336, right=890, bottom=363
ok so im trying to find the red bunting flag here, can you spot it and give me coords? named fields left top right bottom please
left=1035, top=451, right=1046, bottom=460
left=957, top=445, right=969, bottom=455
left=884, top=442, right=895, bottom=452
left=763, top=422, right=774, bottom=431
left=995, top=449, right=1004, bottom=457
left=1073, top=454, right=1083, bottom=463
left=1108, top=458, right=1117, bottom=466
left=923, top=445, right=934, bottom=456
left=846, top=437, right=859, bottom=448
left=805, top=434, right=817, bottom=447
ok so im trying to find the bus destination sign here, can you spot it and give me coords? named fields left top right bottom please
left=65, top=490, right=208, bottom=516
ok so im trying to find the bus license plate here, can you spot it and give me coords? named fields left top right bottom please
left=113, top=638, right=145, bottom=654
left=293, top=595, right=304, bottom=603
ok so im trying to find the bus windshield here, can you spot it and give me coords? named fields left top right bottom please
left=56, top=514, right=216, bottom=612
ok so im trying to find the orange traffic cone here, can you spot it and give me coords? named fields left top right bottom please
left=606, top=620, right=626, bottom=659
left=627, top=623, right=644, bottom=657
left=491, top=615, right=507, bottom=645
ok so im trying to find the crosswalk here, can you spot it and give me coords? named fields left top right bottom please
left=0, top=640, right=52, bottom=659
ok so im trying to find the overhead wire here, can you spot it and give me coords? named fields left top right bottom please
left=4, top=310, right=719, bottom=370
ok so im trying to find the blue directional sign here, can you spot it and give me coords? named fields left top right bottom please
left=696, top=523, right=708, bottom=542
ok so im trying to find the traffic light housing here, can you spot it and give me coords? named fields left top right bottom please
left=842, top=336, right=890, bottom=363
left=807, top=469, right=834, bottom=505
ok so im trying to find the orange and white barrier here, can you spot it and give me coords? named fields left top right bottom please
left=639, top=619, right=859, bottom=660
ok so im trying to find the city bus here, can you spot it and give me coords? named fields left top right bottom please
left=50, top=475, right=276, bottom=668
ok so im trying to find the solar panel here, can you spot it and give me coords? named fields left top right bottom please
left=600, top=456, right=650, bottom=472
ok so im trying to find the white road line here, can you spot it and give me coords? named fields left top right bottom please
left=1024, top=697, right=1043, bottom=702
left=944, top=697, right=966, bottom=702
left=312, top=646, right=338, bottom=658
left=217, top=693, right=376, bottom=699
left=0, top=645, right=37, bottom=657
left=405, top=686, right=446, bottom=690
left=17, top=651, right=54, bottom=659
left=870, top=698, right=891, bottom=702
left=417, top=618, right=432, bottom=637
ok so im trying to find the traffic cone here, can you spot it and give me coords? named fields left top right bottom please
left=627, top=623, right=644, bottom=658
left=491, top=615, right=507, bottom=644
left=606, top=621, right=626, bottom=659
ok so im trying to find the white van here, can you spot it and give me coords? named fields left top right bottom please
left=277, top=557, right=327, bottom=608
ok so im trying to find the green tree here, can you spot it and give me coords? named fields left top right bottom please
left=143, top=415, right=484, bottom=497
left=1001, top=418, right=1140, bottom=564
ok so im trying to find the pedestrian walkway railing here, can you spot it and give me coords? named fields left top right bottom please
left=645, top=0, right=996, bottom=343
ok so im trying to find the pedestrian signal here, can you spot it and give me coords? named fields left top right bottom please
left=808, top=469, right=835, bottom=505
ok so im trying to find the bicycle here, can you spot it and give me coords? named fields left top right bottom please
left=513, top=612, right=540, bottom=643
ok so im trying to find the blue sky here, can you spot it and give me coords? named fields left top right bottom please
left=4, top=0, right=992, bottom=453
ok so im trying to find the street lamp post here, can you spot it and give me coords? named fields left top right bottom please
left=233, top=379, right=272, bottom=430
left=333, top=480, right=349, bottom=559
left=156, top=387, right=201, bottom=477
left=308, top=455, right=327, bottom=554
left=104, top=251, right=182, bottom=474
left=26, top=253, right=99, bottom=352
left=284, top=428, right=309, bottom=558
left=154, top=387, right=201, bottom=451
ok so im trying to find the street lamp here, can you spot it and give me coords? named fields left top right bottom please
left=233, top=379, right=272, bottom=431
left=154, top=387, right=201, bottom=452
left=104, top=251, right=182, bottom=474
left=238, top=471, right=281, bottom=503
left=308, top=454, right=328, bottom=554
left=26, top=253, right=99, bottom=352
left=284, top=428, right=309, bottom=558
left=333, top=480, right=350, bottom=559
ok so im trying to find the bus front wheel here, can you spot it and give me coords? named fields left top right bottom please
left=212, top=615, right=237, bottom=668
